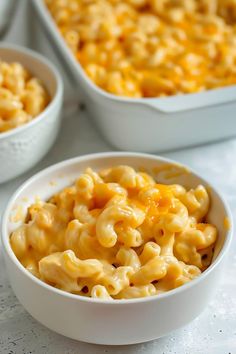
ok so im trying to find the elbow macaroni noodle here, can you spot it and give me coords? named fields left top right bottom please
left=46, top=0, right=236, bottom=98
left=10, top=166, right=217, bottom=300
left=0, top=60, right=49, bottom=133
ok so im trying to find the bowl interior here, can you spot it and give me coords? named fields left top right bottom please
left=0, top=46, right=58, bottom=98
left=34, top=0, right=236, bottom=113
left=3, top=154, right=231, bottom=267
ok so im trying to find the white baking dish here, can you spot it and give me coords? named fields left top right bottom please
left=32, top=0, right=236, bottom=153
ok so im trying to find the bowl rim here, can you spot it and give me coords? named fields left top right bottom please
left=1, top=152, right=233, bottom=305
left=33, top=0, right=236, bottom=113
left=0, top=43, right=63, bottom=139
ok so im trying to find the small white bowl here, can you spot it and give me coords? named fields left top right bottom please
left=0, top=43, right=63, bottom=183
left=1, top=152, right=233, bottom=345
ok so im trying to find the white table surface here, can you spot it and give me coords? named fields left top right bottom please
left=0, top=2, right=236, bottom=353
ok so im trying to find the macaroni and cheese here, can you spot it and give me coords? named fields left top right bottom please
left=0, top=60, right=49, bottom=133
left=46, top=0, right=236, bottom=98
left=10, top=166, right=217, bottom=300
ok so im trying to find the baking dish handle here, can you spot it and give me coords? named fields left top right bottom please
left=143, top=86, right=236, bottom=113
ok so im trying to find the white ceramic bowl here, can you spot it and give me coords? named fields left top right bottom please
left=31, top=0, right=236, bottom=152
left=1, top=152, right=233, bottom=345
left=0, top=44, right=63, bottom=183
